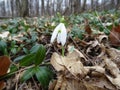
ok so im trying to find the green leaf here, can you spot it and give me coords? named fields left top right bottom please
left=21, top=67, right=35, bottom=82
left=20, top=53, right=35, bottom=66
left=35, top=66, right=53, bottom=89
left=34, top=44, right=46, bottom=66
left=14, top=55, right=25, bottom=62
left=11, top=48, right=17, bottom=54
left=23, top=48, right=29, bottom=54
left=10, top=64, right=18, bottom=73
left=0, top=40, right=7, bottom=50
left=117, top=47, right=120, bottom=50
left=103, top=29, right=110, bottom=35
left=30, top=44, right=40, bottom=54
left=0, top=40, right=7, bottom=55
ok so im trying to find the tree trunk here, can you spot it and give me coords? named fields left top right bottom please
left=10, top=0, right=14, bottom=17
left=35, top=0, right=39, bottom=16
left=116, top=0, right=120, bottom=9
left=46, top=0, right=50, bottom=16
left=19, top=0, right=29, bottom=17
left=82, top=0, right=86, bottom=12
left=91, top=0, right=94, bottom=10
left=16, top=0, right=20, bottom=16
left=2, top=1, right=6, bottom=16
left=41, top=0, right=45, bottom=16
left=56, top=0, right=63, bottom=13
left=69, top=0, right=74, bottom=14
left=110, top=0, right=115, bottom=9
left=74, top=0, right=81, bottom=14
left=95, top=0, right=99, bottom=10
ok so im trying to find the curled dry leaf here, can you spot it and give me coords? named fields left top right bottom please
left=0, top=56, right=10, bottom=90
left=96, top=34, right=108, bottom=44
left=85, top=40, right=103, bottom=58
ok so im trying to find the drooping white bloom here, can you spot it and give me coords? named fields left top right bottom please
left=50, top=23, right=67, bottom=46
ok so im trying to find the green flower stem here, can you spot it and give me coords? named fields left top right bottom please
left=62, top=46, right=65, bottom=57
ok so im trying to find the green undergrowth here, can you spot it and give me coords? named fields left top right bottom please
left=0, top=9, right=120, bottom=89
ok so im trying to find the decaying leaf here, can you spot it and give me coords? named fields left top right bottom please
left=0, top=81, right=5, bottom=90
left=0, top=56, right=11, bottom=90
left=106, top=47, right=120, bottom=68
left=85, top=39, right=103, bottom=59
left=109, top=25, right=120, bottom=47
left=50, top=53, right=65, bottom=72
left=103, top=57, right=120, bottom=88
left=84, top=19, right=92, bottom=34
left=96, top=34, right=108, bottom=44
left=50, top=44, right=120, bottom=90
left=51, top=50, right=88, bottom=78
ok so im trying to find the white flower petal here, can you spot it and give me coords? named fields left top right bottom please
left=50, top=23, right=61, bottom=43
left=57, top=33, right=61, bottom=44
left=60, top=24, right=67, bottom=46
left=50, top=23, right=67, bottom=46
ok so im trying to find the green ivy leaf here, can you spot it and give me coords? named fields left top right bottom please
left=30, top=44, right=40, bottom=54
left=0, top=40, right=7, bottom=50
left=34, top=44, right=46, bottom=66
left=103, top=29, right=110, bottom=35
left=21, top=67, right=35, bottom=82
left=23, top=48, right=29, bottom=54
left=14, top=55, right=25, bottom=62
left=35, top=66, right=53, bottom=89
left=0, top=40, right=7, bottom=55
left=11, top=48, right=17, bottom=54
left=20, top=53, right=35, bottom=66
left=10, top=64, right=18, bottom=73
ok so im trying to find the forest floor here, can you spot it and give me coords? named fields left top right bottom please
left=0, top=10, right=120, bottom=90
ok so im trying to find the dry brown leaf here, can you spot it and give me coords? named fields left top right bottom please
left=84, top=65, right=116, bottom=90
left=84, top=19, right=92, bottom=34
left=50, top=45, right=120, bottom=90
left=51, top=46, right=88, bottom=78
left=85, top=40, right=103, bottom=58
left=0, top=81, right=5, bottom=90
left=84, top=76, right=115, bottom=90
left=50, top=53, right=65, bottom=72
left=109, top=25, right=120, bottom=47
left=106, top=48, right=120, bottom=68
left=103, top=57, right=120, bottom=88
left=61, top=56, right=87, bottom=78
left=49, top=80, right=57, bottom=90
left=96, top=34, right=108, bottom=44
left=50, top=73, right=91, bottom=90
left=0, top=56, right=10, bottom=90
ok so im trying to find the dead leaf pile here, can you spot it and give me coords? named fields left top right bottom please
left=49, top=33, right=120, bottom=90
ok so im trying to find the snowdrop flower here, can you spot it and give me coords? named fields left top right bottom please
left=50, top=23, right=67, bottom=46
